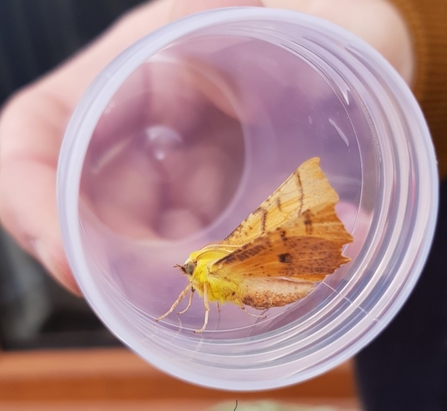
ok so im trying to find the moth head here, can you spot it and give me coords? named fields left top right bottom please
left=175, top=260, right=197, bottom=276
left=184, top=260, right=197, bottom=276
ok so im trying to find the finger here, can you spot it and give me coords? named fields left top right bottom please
left=0, top=154, right=81, bottom=295
left=0, top=88, right=82, bottom=294
left=171, top=0, right=264, bottom=20
left=0, top=0, right=178, bottom=294
left=42, top=0, right=178, bottom=107
left=262, top=0, right=414, bottom=84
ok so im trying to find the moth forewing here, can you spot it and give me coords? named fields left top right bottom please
left=213, top=228, right=350, bottom=281
left=222, top=157, right=340, bottom=246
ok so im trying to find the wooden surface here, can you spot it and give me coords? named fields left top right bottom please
left=0, top=400, right=360, bottom=411
left=0, top=348, right=359, bottom=409
left=0, top=401, right=360, bottom=411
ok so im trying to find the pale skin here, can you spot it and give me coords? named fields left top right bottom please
left=0, top=0, right=414, bottom=295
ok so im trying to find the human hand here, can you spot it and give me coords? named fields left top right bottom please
left=0, top=0, right=414, bottom=295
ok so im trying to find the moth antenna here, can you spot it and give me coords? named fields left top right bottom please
left=195, top=283, right=210, bottom=333
left=177, top=288, right=194, bottom=315
left=174, top=263, right=187, bottom=274
left=156, top=284, right=192, bottom=322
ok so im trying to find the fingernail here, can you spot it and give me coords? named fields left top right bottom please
left=34, top=239, right=82, bottom=296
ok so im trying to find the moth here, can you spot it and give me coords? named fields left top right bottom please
left=157, top=157, right=353, bottom=332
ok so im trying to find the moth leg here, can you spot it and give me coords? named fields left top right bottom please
left=240, top=306, right=266, bottom=319
left=178, top=288, right=195, bottom=315
left=195, top=283, right=210, bottom=333
left=156, top=284, right=192, bottom=322
left=216, top=302, right=221, bottom=313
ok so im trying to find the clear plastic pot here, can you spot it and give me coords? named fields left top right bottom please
left=58, top=8, right=438, bottom=391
